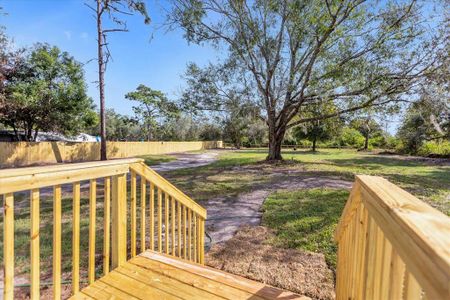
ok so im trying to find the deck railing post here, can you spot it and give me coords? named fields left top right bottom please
left=112, top=173, right=127, bottom=269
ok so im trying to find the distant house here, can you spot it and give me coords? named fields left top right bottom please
left=0, top=130, right=98, bottom=142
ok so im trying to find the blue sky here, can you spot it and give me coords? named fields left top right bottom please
left=0, top=0, right=221, bottom=116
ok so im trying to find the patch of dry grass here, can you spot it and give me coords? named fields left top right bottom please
left=206, top=226, right=335, bottom=300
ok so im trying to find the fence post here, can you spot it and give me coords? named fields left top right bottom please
left=112, top=173, right=127, bottom=269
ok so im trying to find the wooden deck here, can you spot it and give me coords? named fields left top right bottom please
left=70, top=250, right=306, bottom=300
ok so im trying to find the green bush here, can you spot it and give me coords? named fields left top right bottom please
left=418, top=140, right=450, bottom=156
left=339, top=127, right=365, bottom=148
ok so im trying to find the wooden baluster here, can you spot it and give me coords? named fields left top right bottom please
left=380, top=238, right=393, bottom=299
left=3, top=193, right=14, bottom=300
left=351, top=207, right=360, bottom=299
left=88, top=179, right=97, bottom=284
left=336, top=225, right=345, bottom=299
left=356, top=207, right=369, bottom=300
left=112, top=174, right=127, bottom=269
left=72, top=182, right=81, bottom=294
left=188, top=209, right=192, bottom=261
left=343, top=221, right=352, bottom=298
left=150, top=182, right=155, bottom=251
left=388, top=249, right=406, bottom=299
left=177, top=202, right=182, bottom=257
left=193, top=214, right=197, bottom=262
left=140, top=178, right=146, bottom=252
left=53, top=185, right=62, bottom=299
left=183, top=206, right=187, bottom=259
left=165, top=193, right=169, bottom=254
left=171, top=197, right=175, bottom=255
left=372, top=226, right=385, bottom=300
left=30, top=189, right=39, bottom=299
left=157, top=188, right=162, bottom=252
left=131, top=171, right=137, bottom=257
left=347, top=222, right=355, bottom=298
left=199, top=218, right=205, bottom=264
left=403, top=271, right=421, bottom=300
left=103, top=177, right=111, bottom=275
left=364, top=219, right=379, bottom=299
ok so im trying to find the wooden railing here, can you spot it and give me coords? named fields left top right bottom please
left=335, top=175, right=450, bottom=300
left=0, top=158, right=206, bottom=299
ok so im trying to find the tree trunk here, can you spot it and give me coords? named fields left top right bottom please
left=267, top=127, right=284, bottom=161
left=33, top=128, right=39, bottom=141
left=97, top=0, right=107, bottom=160
left=364, top=132, right=369, bottom=150
left=312, top=137, right=317, bottom=152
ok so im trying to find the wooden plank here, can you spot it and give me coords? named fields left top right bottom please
left=120, top=262, right=223, bottom=299
left=3, top=193, right=14, bottom=300
left=358, top=175, right=450, bottom=299
left=177, top=202, right=182, bottom=257
left=139, top=251, right=305, bottom=299
left=171, top=196, right=175, bottom=255
left=30, top=189, right=40, bottom=299
left=88, top=179, right=96, bottom=284
left=199, top=218, right=205, bottom=264
left=53, top=185, right=62, bottom=299
left=81, top=279, right=140, bottom=300
left=334, top=180, right=360, bottom=241
left=140, top=178, right=146, bottom=252
left=388, top=248, right=406, bottom=299
left=72, top=182, right=81, bottom=294
left=149, top=182, right=155, bottom=251
left=183, top=206, right=187, bottom=259
left=165, top=192, right=169, bottom=254
left=112, top=173, right=127, bottom=269
left=130, top=162, right=206, bottom=219
left=188, top=209, right=192, bottom=261
left=100, top=269, right=183, bottom=299
left=0, top=157, right=141, bottom=179
left=130, top=171, right=137, bottom=257
left=403, top=271, right=422, bottom=300
left=157, top=188, right=162, bottom=252
left=363, top=217, right=378, bottom=299
left=103, top=177, right=111, bottom=275
left=193, top=214, right=197, bottom=262
left=356, top=206, right=369, bottom=300
left=380, top=238, right=393, bottom=299
left=0, top=163, right=133, bottom=194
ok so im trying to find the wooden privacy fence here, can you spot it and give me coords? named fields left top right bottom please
left=0, top=140, right=223, bottom=167
left=335, top=175, right=450, bottom=300
left=0, top=158, right=206, bottom=299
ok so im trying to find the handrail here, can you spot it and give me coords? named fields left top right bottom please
left=130, top=162, right=207, bottom=219
left=1, top=158, right=206, bottom=299
left=335, top=175, right=450, bottom=300
left=0, top=158, right=142, bottom=194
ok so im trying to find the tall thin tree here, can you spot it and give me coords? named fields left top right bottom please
left=86, top=0, right=150, bottom=160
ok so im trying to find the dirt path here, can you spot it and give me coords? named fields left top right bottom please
left=205, top=175, right=352, bottom=245
left=151, top=150, right=221, bottom=171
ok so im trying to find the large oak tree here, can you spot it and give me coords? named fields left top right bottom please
left=170, top=0, right=446, bottom=160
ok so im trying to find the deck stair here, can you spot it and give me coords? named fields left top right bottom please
left=70, top=250, right=305, bottom=300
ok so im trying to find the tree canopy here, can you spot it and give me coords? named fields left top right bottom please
left=125, top=84, right=179, bottom=141
left=0, top=43, right=97, bottom=141
left=170, top=0, right=447, bottom=160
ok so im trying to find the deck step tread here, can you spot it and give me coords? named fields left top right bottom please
left=70, top=250, right=307, bottom=300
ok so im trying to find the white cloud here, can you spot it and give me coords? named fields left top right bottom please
left=64, top=31, right=72, bottom=40
left=80, top=32, right=89, bottom=40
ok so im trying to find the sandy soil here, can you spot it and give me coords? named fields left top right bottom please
left=207, top=226, right=336, bottom=300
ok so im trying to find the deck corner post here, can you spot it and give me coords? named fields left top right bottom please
left=112, top=173, right=127, bottom=269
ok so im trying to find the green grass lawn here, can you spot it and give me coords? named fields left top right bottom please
left=262, top=188, right=348, bottom=271
left=163, top=148, right=449, bottom=272
left=175, top=148, right=449, bottom=214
